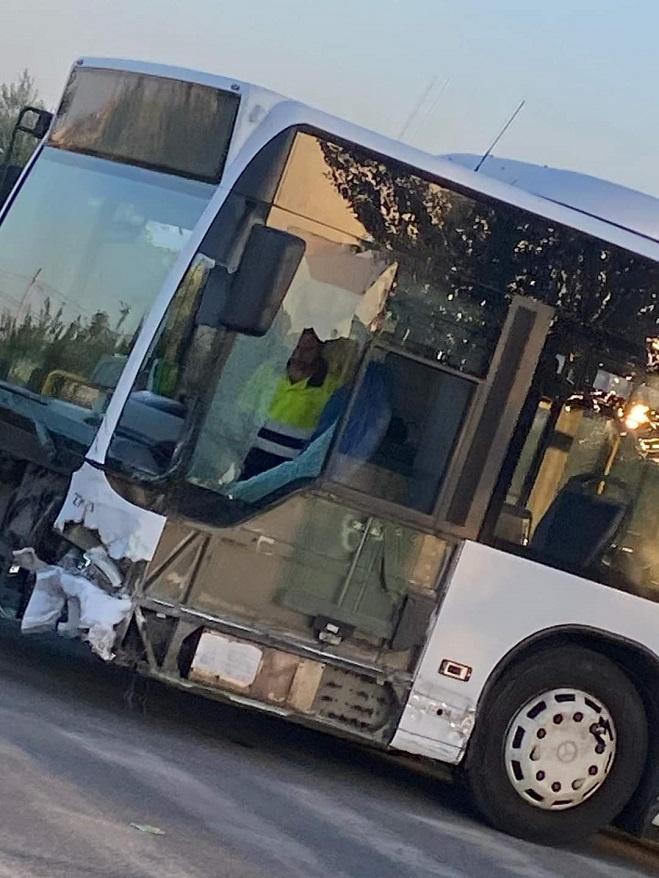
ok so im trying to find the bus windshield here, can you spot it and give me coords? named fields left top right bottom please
left=0, top=147, right=212, bottom=408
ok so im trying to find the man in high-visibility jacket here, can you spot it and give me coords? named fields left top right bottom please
left=240, top=329, right=340, bottom=480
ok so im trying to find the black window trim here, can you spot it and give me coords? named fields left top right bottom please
left=438, top=296, right=555, bottom=539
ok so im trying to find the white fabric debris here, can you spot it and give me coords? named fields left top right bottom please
left=20, top=562, right=131, bottom=661
left=21, top=570, right=65, bottom=634
left=54, top=463, right=165, bottom=562
left=57, top=597, right=81, bottom=639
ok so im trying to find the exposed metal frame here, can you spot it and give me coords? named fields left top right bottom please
left=136, top=595, right=412, bottom=684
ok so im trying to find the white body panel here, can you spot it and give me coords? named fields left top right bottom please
left=391, top=541, right=659, bottom=763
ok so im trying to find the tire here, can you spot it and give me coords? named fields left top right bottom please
left=464, top=646, right=648, bottom=845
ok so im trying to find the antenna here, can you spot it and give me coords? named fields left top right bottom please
left=398, top=76, right=437, bottom=140
left=474, top=99, right=526, bottom=172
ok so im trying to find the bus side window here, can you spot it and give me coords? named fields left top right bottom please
left=330, top=351, right=475, bottom=514
left=107, top=255, right=217, bottom=476
left=490, top=355, right=659, bottom=603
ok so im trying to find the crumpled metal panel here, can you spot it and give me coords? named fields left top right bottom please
left=55, top=463, right=165, bottom=562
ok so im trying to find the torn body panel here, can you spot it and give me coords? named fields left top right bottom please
left=54, top=463, right=166, bottom=563
left=0, top=458, right=139, bottom=659
left=0, top=461, right=160, bottom=658
left=390, top=691, right=476, bottom=765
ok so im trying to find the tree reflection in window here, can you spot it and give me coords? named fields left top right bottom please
left=318, top=140, right=659, bottom=373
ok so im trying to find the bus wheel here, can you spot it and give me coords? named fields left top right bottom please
left=464, top=646, right=648, bottom=844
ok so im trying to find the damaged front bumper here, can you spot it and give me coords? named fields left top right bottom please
left=16, top=545, right=132, bottom=661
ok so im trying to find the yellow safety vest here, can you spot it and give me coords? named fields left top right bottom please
left=245, top=363, right=339, bottom=461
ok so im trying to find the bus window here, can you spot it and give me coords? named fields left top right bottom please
left=329, top=351, right=475, bottom=514
left=108, top=193, right=396, bottom=488
left=0, top=149, right=212, bottom=410
left=50, top=66, right=238, bottom=183
left=107, top=254, right=216, bottom=475
left=188, top=223, right=394, bottom=499
left=294, top=134, right=511, bottom=379
left=490, top=341, right=659, bottom=602
left=0, top=65, right=234, bottom=474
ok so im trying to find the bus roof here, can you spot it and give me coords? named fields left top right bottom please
left=79, top=57, right=659, bottom=264
left=443, top=154, right=659, bottom=245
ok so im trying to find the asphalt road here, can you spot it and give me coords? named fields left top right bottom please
left=0, top=623, right=656, bottom=878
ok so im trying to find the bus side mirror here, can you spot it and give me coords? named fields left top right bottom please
left=0, top=107, right=53, bottom=201
left=197, top=225, right=305, bottom=337
left=20, top=107, right=54, bottom=140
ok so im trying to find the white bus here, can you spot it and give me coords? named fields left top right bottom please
left=0, top=57, right=657, bottom=845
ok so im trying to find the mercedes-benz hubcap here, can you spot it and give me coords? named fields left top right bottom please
left=504, top=688, right=617, bottom=810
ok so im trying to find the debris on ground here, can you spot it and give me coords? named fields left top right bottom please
left=129, top=823, right=166, bottom=836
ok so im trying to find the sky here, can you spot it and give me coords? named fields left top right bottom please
left=1, top=0, right=658, bottom=196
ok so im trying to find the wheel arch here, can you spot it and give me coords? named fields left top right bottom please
left=468, top=624, right=659, bottom=837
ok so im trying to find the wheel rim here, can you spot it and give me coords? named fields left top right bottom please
left=504, top=688, right=617, bottom=811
